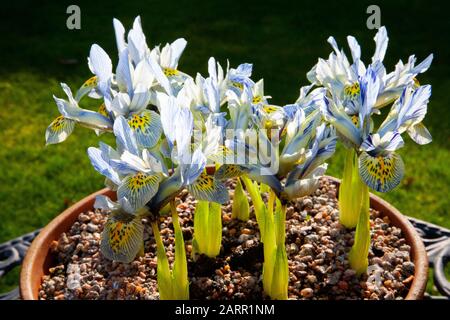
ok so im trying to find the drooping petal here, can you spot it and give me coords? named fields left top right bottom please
left=100, top=213, right=144, bottom=263
left=128, top=110, right=162, bottom=148
left=407, top=122, right=432, bottom=145
left=75, top=76, right=98, bottom=101
left=359, top=151, right=404, bottom=192
left=149, top=169, right=184, bottom=210
left=214, top=164, right=249, bottom=180
left=54, top=94, right=113, bottom=131
left=87, top=147, right=121, bottom=185
left=45, top=115, right=75, bottom=145
left=187, top=172, right=229, bottom=204
left=118, top=172, right=162, bottom=212
left=284, top=164, right=327, bottom=199
left=94, top=195, right=120, bottom=212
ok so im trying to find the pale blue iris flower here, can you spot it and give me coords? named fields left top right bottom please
left=155, top=90, right=229, bottom=205
left=320, top=61, right=433, bottom=192
left=184, top=57, right=228, bottom=130
left=284, top=124, right=337, bottom=199
left=308, top=26, right=433, bottom=114
left=88, top=116, right=165, bottom=213
left=356, top=84, right=432, bottom=192
left=320, top=67, right=381, bottom=149
left=228, top=63, right=255, bottom=95
left=45, top=83, right=113, bottom=145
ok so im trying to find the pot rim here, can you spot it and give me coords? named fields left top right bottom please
left=20, top=175, right=428, bottom=300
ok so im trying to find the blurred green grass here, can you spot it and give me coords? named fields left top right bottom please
left=0, top=0, right=449, bottom=295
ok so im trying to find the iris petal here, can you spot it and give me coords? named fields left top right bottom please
left=118, top=172, right=162, bottom=212
left=101, top=213, right=144, bottom=263
left=128, top=110, right=162, bottom=148
left=75, top=76, right=98, bottom=101
left=214, top=164, right=248, bottom=180
left=359, top=151, right=404, bottom=192
left=45, top=115, right=75, bottom=145
left=187, top=172, right=229, bottom=204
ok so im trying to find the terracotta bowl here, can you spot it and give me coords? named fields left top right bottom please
left=20, top=176, right=428, bottom=300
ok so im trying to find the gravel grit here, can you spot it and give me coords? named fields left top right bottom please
left=39, top=177, right=415, bottom=300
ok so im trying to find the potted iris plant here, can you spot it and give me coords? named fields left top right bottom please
left=20, top=16, right=431, bottom=300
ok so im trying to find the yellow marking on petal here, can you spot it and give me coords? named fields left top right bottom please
left=359, top=152, right=404, bottom=192
left=231, top=81, right=244, bottom=90
left=218, top=145, right=234, bottom=156
left=128, top=113, right=151, bottom=131
left=82, top=76, right=98, bottom=88
left=351, top=115, right=359, bottom=126
left=263, top=105, right=280, bottom=114
left=98, top=103, right=108, bottom=117
left=163, top=68, right=179, bottom=77
left=344, top=82, right=360, bottom=100
left=252, top=95, right=262, bottom=104
left=127, top=172, right=160, bottom=192
left=413, top=77, right=420, bottom=88
left=196, top=173, right=215, bottom=190
left=215, top=164, right=246, bottom=180
left=188, top=172, right=228, bottom=203
left=104, top=218, right=141, bottom=255
left=50, top=115, right=66, bottom=131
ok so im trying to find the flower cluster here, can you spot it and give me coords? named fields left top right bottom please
left=45, top=17, right=433, bottom=298
left=308, top=27, right=433, bottom=193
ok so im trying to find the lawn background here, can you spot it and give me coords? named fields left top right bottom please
left=0, top=0, right=449, bottom=294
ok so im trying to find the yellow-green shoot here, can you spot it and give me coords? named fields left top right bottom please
left=237, top=179, right=288, bottom=299
left=339, top=148, right=364, bottom=228
left=192, top=200, right=223, bottom=258
left=348, top=183, right=370, bottom=275
left=151, top=201, right=189, bottom=300
left=231, top=177, right=250, bottom=221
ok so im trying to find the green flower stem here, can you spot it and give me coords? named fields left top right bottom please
left=207, top=202, right=222, bottom=257
left=150, top=201, right=189, bottom=300
left=192, top=201, right=222, bottom=258
left=348, top=183, right=371, bottom=275
left=231, top=177, right=250, bottom=221
left=170, top=202, right=189, bottom=299
left=151, top=220, right=173, bottom=300
left=241, top=175, right=266, bottom=240
left=262, top=191, right=288, bottom=300
left=339, top=148, right=363, bottom=228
